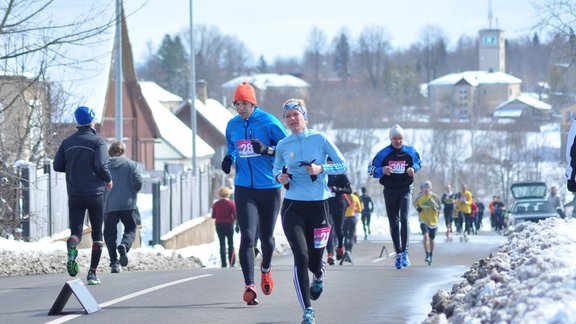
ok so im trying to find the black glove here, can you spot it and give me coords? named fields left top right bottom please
left=568, top=179, right=576, bottom=192
left=416, top=207, right=423, bottom=213
left=299, top=160, right=317, bottom=181
left=221, top=155, right=232, bottom=174
left=281, top=166, right=292, bottom=189
left=234, top=223, right=240, bottom=233
left=251, top=139, right=268, bottom=155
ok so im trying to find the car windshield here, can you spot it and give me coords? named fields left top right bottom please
left=514, top=201, right=555, bottom=213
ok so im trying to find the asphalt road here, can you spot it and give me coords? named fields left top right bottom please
left=0, top=231, right=506, bottom=324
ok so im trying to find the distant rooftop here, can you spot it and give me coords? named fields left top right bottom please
left=139, top=81, right=214, bottom=158
left=222, top=73, right=310, bottom=90
left=429, top=71, right=522, bottom=86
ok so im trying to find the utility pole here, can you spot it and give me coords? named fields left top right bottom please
left=189, top=0, right=197, bottom=170
left=115, top=0, right=123, bottom=141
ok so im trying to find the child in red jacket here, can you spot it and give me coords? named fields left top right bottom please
left=212, top=186, right=237, bottom=268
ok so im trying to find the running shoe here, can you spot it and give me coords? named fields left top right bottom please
left=427, top=256, right=433, bottom=266
left=111, top=261, right=121, bottom=273
left=118, top=244, right=128, bottom=267
left=327, top=253, right=335, bottom=266
left=425, top=254, right=431, bottom=264
left=301, top=308, right=315, bottom=324
left=310, top=278, right=324, bottom=301
left=67, top=246, right=79, bottom=277
left=87, top=270, right=101, bottom=285
left=310, top=262, right=326, bottom=300
left=401, top=251, right=411, bottom=268
left=261, top=268, right=274, bottom=295
left=394, top=253, right=403, bottom=269
left=336, top=247, right=343, bottom=260
left=243, top=285, right=259, bottom=305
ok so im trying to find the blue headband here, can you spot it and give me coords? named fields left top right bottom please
left=284, top=101, right=308, bottom=120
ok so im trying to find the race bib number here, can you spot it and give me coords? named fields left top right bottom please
left=389, top=160, right=406, bottom=174
left=237, top=139, right=260, bottom=158
left=313, top=226, right=332, bottom=249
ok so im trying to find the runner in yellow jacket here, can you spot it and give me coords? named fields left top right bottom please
left=413, top=181, right=441, bottom=265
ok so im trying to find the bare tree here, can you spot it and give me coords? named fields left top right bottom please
left=177, top=24, right=252, bottom=100
left=416, top=24, right=448, bottom=83
left=0, top=0, right=116, bottom=236
left=304, top=26, right=328, bottom=85
left=0, top=0, right=116, bottom=163
left=533, top=0, right=576, bottom=106
left=356, top=25, right=391, bottom=89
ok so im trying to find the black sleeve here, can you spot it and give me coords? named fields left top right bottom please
left=53, top=144, right=66, bottom=172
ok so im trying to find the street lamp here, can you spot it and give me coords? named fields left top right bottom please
left=189, top=0, right=197, bottom=171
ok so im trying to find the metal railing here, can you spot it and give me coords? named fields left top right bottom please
left=12, top=161, right=211, bottom=243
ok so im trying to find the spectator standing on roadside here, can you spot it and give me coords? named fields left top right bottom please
left=103, top=141, right=142, bottom=274
left=53, top=106, right=112, bottom=285
left=211, top=186, right=237, bottom=268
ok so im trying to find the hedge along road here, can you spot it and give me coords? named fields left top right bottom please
left=0, top=230, right=505, bottom=324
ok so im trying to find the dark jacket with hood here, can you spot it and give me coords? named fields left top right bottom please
left=53, top=126, right=111, bottom=197
left=103, top=156, right=142, bottom=213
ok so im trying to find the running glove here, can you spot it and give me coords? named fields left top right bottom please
left=221, top=155, right=232, bottom=174
left=251, top=139, right=269, bottom=155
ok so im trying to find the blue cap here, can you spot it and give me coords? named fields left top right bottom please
left=74, top=106, right=95, bottom=126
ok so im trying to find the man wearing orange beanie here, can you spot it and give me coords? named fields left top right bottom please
left=222, top=82, right=288, bottom=306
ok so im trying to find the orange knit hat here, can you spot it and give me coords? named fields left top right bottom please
left=233, top=82, right=257, bottom=105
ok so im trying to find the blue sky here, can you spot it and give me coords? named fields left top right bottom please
left=55, top=0, right=537, bottom=63
left=49, top=0, right=538, bottom=114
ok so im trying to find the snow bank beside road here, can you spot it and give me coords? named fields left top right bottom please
left=425, top=218, right=576, bottom=323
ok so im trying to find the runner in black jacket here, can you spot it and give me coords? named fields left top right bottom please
left=326, top=157, right=352, bottom=264
left=53, top=106, right=112, bottom=285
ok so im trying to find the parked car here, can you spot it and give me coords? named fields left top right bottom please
left=509, top=182, right=558, bottom=225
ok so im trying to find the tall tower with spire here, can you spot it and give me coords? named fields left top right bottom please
left=478, top=0, right=505, bottom=72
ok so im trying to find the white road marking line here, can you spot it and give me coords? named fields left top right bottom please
left=45, top=274, right=213, bottom=324
left=371, top=252, right=395, bottom=263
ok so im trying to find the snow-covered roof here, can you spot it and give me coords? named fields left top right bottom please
left=139, top=81, right=214, bottom=158
left=140, top=82, right=183, bottom=103
left=196, top=98, right=235, bottom=136
left=429, top=71, right=522, bottom=86
left=515, top=94, right=552, bottom=110
left=493, top=108, right=523, bottom=118
left=222, top=73, right=310, bottom=90
left=495, top=94, right=552, bottom=111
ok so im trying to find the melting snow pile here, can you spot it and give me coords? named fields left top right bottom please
left=425, top=218, right=576, bottom=323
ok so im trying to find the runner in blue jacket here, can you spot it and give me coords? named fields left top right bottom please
left=222, top=82, right=288, bottom=306
left=369, top=124, right=422, bottom=270
left=273, top=98, right=348, bottom=324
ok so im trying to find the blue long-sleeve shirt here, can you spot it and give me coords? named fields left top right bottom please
left=273, top=128, right=348, bottom=201
left=225, top=107, right=288, bottom=189
left=369, top=144, right=421, bottom=189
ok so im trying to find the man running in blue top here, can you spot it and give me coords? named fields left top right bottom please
left=222, top=82, right=288, bottom=306
left=274, top=98, right=348, bottom=324
left=369, top=124, right=422, bottom=270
